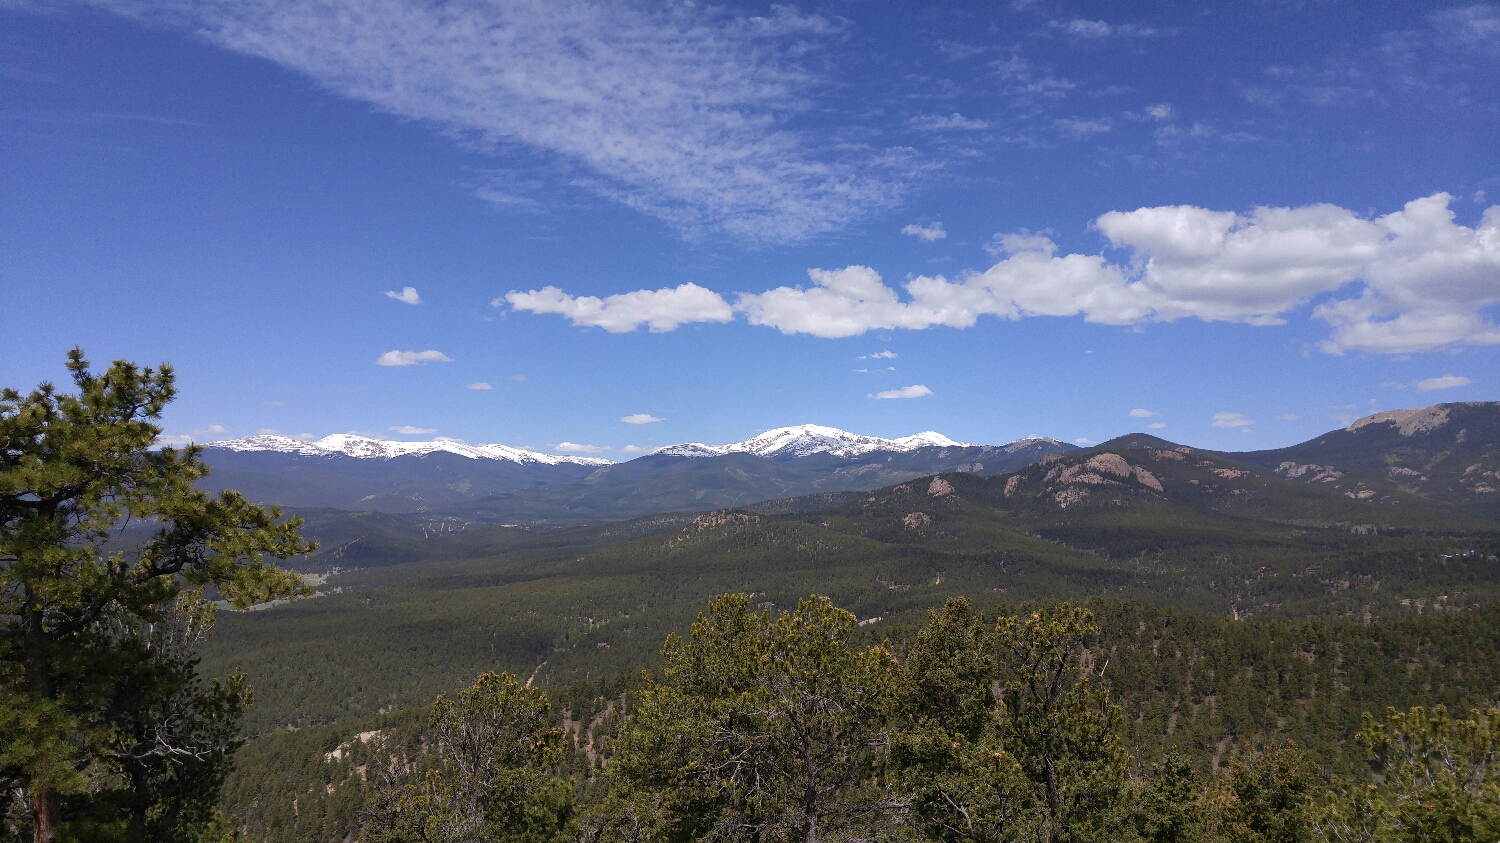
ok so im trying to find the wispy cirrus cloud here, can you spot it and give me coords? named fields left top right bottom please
left=902, top=222, right=947, bottom=242
left=1057, top=117, right=1111, bottom=138
left=1213, top=411, right=1253, bottom=428
left=620, top=413, right=663, bottom=424
left=91, top=0, right=913, bottom=243
left=908, top=113, right=989, bottom=131
left=1051, top=19, right=1163, bottom=40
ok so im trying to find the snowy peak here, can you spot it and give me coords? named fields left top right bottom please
left=202, top=434, right=612, bottom=467
left=203, top=434, right=327, bottom=455
left=654, top=424, right=971, bottom=459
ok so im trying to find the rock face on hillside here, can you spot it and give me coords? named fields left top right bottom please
left=1003, top=451, right=1167, bottom=509
left=1228, top=402, right=1499, bottom=518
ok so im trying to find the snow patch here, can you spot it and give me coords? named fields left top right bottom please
left=204, top=434, right=611, bottom=466
left=654, top=424, right=971, bottom=459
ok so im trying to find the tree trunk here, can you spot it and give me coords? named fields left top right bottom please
left=31, top=784, right=60, bottom=843
left=23, top=599, right=60, bottom=843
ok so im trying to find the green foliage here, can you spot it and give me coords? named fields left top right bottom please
left=1207, top=742, right=1320, bottom=843
left=607, top=594, right=899, bottom=843
left=364, top=672, right=573, bottom=843
left=1317, top=705, right=1500, bottom=843
left=0, top=350, right=313, bottom=841
left=1125, top=754, right=1209, bottom=843
left=893, top=600, right=1130, bottom=843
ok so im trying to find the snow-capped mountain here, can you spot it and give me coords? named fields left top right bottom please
left=203, top=434, right=612, bottom=467
left=654, top=424, right=971, bottom=459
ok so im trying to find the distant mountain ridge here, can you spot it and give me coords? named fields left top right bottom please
left=203, top=433, right=611, bottom=466
left=654, top=424, right=976, bottom=459
left=1225, top=401, right=1499, bottom=519
left=198, top=425, right=1079, bottom=523
left=197, top=404, right=1499, bottom=529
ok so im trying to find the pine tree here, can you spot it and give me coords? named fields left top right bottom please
left=609, top=593, right=900, bottom=843
left=0, top=350, right=312, bottom=842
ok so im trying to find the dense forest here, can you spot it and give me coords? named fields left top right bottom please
left=217, top=591, right=1494, bottom=840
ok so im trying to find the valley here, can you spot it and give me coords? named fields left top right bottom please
left=171, top=405, right=1500, bottom=840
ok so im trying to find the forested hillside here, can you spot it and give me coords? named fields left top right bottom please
left=217, top=596, right=1500, bottom=843
left=189, top=425, right=1500, bottom=842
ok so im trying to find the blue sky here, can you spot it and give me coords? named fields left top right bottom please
left=3, top=0, right=1497, bottom=457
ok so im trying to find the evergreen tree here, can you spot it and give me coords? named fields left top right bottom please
left=365, top=671, right=573, bottom=843
left=0, top=350, right=312, bottom=842
left=1316, top=705, right=1500, bottom=843
left=608, top=594, right=900, bottom=843
left=893, top=601, right=1131, bottom=843
left=1206, top=742, right=1319, bottom=843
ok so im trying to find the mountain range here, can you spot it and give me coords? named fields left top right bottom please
left=198, top=405, right=1499, bottom=545
left=203, top=404, right=1500, bottom=736
left=198, top=425, right=1077, bottom=521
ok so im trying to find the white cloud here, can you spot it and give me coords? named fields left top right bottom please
left=858, top=350, right=898, bottom=360
left=98, top=1, right=909, bottom=243
left=1057, top=118, right=1111, bottom=138
left=744, top=194, right=1500, bottom=352
left=1415, top=374, right=1473, bottom=391
left=871, top=384, right=932, bottom=399
left=621, top=444, right=651, bottom=454
left=466, top=382, right=493, bottom=390
left=1146, top=103, right=1173, bottom=120
left=503, top=283, right=733, bottom=333
left=555, top=441, right=611, bottom=454
left=1432, top=5, right=1500, bottom=54
left=153, top=434, right=196, bottom=448
left=621, top=413, right=664, bottom=424
left=376, top=349, right=454, bottom=367
left=903, top=222, right=948, bottom=242
left=1213, top=411, right=1253, bottom=428
left=510, top=374, right=527, bottom=381
left=992, top=55, right=1075, bottom=100
left=507, top=194, right=1500, bottom=354
left=153, top=423, right=228, bottom=448
left=1074, top=437, right=1096, bottom=446
left=1051, top=19, right=1161, bottom=39
left=1147, top=422, right=1166, bottom=429
left=909, top=113, right=989, bottom=131
left=1128, top=408, right=1159, bottom=418
left=385, top=286, right=421, bottom=305
left=390, top=425, right=437, bottom=435
left=738, top=266, right=952, bottom=338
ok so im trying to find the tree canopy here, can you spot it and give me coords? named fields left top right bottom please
left=1, top=350, right=312, bottom=842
